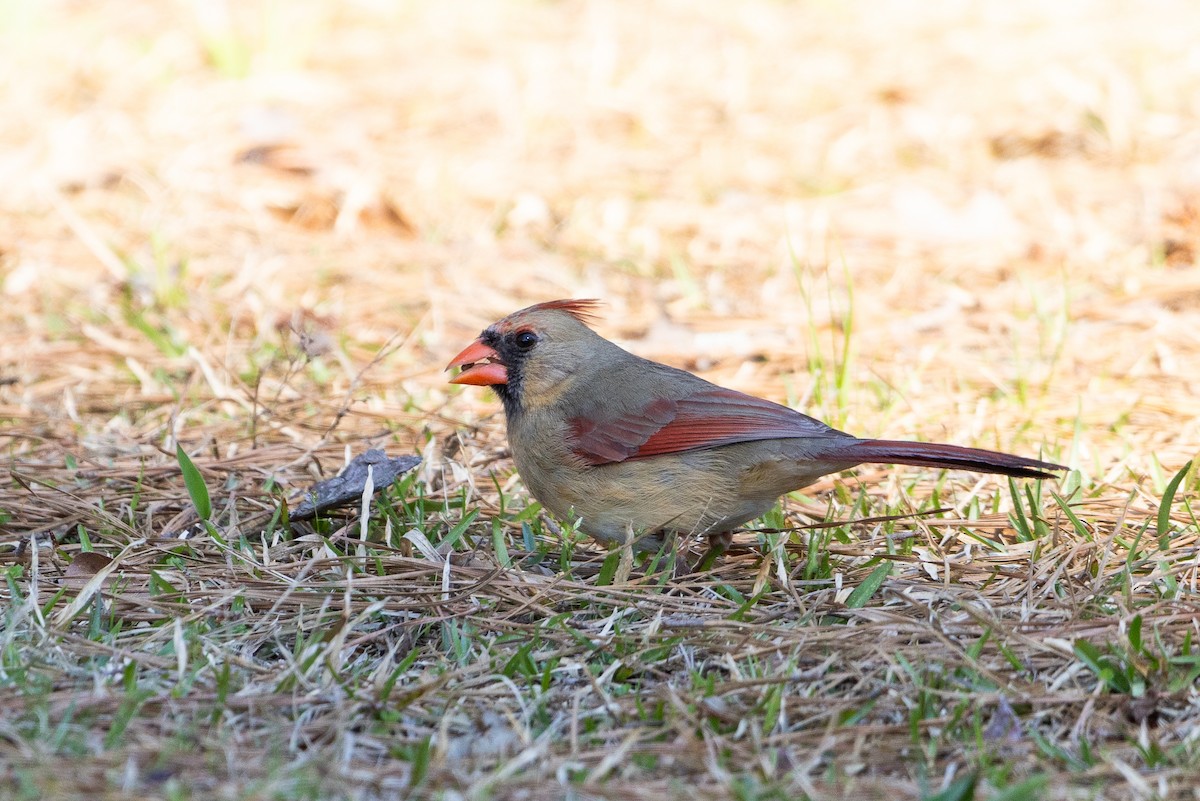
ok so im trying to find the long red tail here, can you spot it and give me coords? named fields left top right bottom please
left=842, top=439, right=1063, bottom=479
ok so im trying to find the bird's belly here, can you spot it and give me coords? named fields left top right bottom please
left=521, top=447, right=787, bottom=546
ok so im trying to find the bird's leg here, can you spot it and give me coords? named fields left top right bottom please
left=651, top=529, right=687, bottom=580
left=639, top=529, right=698, bottom=580
left=692, top=530, right=733, bottom=573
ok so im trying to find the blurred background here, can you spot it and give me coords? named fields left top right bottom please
left=4, top=0, right=1200, bottom=481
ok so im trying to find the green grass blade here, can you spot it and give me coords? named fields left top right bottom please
left=845, top=561, right=892, bottom=608
left=923, top=772, right=977, bottom=801
left=1008, top=477, right=1032, bottom=541
left=1157, top=459, right=1192, bottom=547
left=990, top=774, right=1049, bottom=801
left=596, top=551, right=620, bottom=586
left=175, top=444, right=211, bottom=521
left=441, top=508, right=479, bottom=550
left=492, top=519, right=511, bottom=568
left=1050, top=492, right=1091, bottom=541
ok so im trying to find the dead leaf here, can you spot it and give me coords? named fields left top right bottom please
left=53, top=540, right=143, bottom=627
left=63, top=551, right=114, bottom=589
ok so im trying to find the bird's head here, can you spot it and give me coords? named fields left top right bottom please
left=446, top=299, right=606, bottom=415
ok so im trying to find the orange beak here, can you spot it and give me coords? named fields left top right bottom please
left=446, top=338, right=508, bottom=385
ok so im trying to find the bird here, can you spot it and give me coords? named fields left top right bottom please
left=447, top=299, right=1062, bottom=559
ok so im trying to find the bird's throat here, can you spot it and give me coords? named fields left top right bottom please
left=493, top=374, right=523, bottom=418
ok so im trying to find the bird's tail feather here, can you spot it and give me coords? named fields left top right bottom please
left=843, top=439, right=1063, bottom=479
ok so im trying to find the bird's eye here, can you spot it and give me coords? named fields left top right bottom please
left=514, top=331, right=538, bottom=350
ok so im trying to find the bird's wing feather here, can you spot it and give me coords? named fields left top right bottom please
left=568, top=386, right=844, bottom=465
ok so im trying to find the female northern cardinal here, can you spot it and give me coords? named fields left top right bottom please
left=447, top=299, right=1062, bottom=554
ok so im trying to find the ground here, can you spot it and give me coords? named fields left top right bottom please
left=2, top=1, right=1200, bottom=799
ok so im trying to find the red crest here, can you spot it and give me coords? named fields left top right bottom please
left=521, top=299, right=602, bottom=324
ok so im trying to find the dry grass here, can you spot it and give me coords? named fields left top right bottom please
left=3, top=1, right=1200, bottom=799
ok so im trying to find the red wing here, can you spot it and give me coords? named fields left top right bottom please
left=568, top=387, right=842, bottom=466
